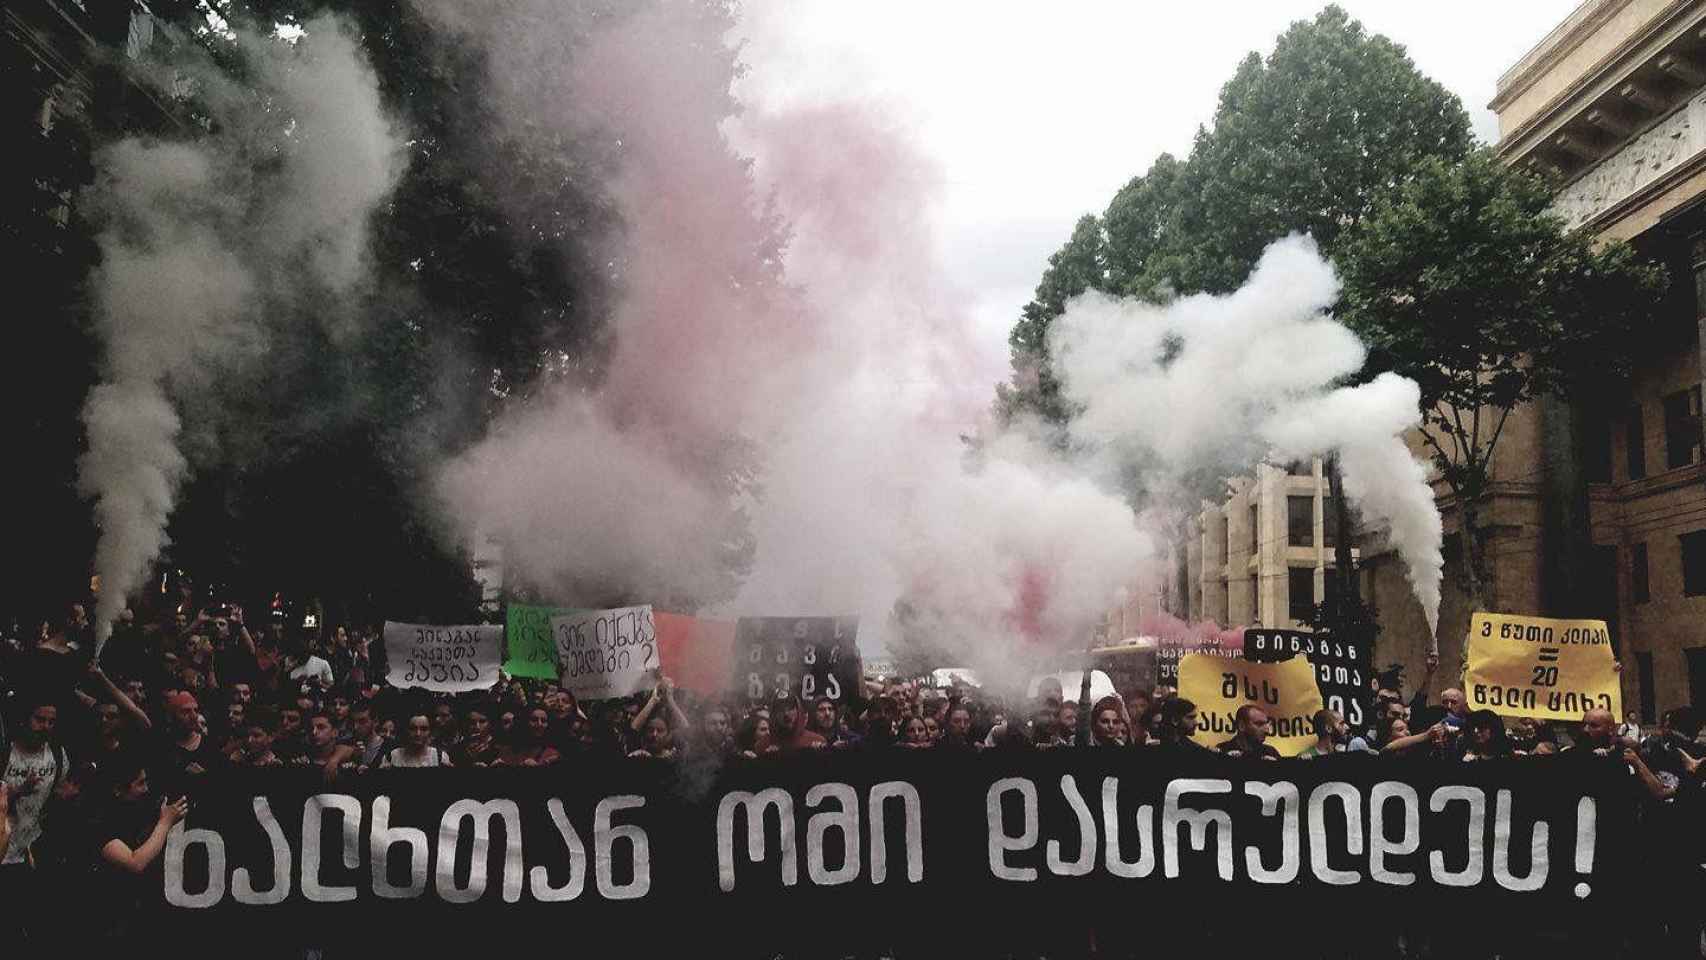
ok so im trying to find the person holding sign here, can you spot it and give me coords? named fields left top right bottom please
left=1215, top=705, right=1280, bottom=760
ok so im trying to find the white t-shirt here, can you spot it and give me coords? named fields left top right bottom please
left=382, top=746, right=449, bottom=768
left=289, top=655, right=335, bottom=687
left=3, top=742, right=66, bottom=864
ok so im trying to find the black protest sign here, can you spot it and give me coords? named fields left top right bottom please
left=733, top=616, right=861, bottom=704
left=1245, top=628, right=1372, bottom=728
left=154, top=753, right=1636, bottom=954
left=1155, top=634, right=1241, bottom=688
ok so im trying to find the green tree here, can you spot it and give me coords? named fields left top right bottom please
left=1334, top=149, right=1664, bottom=611
left=995, top=213, right=1108, bottom=430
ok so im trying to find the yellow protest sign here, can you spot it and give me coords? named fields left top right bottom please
left=1177, top=651, right=1323, bottom=757
left=1465, top=612, right=1621, bottom=722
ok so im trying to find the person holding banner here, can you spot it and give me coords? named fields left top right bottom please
left=381, top=715, right=452, bottom=768
left=1151, top=697, right=1208, bottom=753
left=1565, top=708, right=1671, bottom=801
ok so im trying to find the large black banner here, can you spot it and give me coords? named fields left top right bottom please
left=153, top=752, right=1637, bottom=952
left=1246, top=628, right=1373, bottom=729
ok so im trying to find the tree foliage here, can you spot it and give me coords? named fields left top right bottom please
left=996, top=5, right=1473, bottom=429
left=1334, top=149, right=1665, bottom=605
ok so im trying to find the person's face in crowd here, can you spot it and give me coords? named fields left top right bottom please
left=923, top=716, right=940, bottom=741
left=245, top=726, right=273, bottom=757
left=704, top=710, right=731, bottom=744
left=1031, top=708, right=1056, bottom=739
left=22, top=705, right=57, bottom=746
left=122, top=768, right=151, bottom=803
left=624, top=702, right=641, bottom=724
left=352, top=709, right=374, bottom=741
left=815, top=700, right=836, bottom=732
left=778, top=703, right=802, bottom=734
left=125, top=679, right=147, bottom=705
left=1533, top=741, right=1557, bottom=755
left=295, top=695, right=315, bottom=717
left=1095, top=708, right=1121, bottom=743
left=1626, top=711, right=1639, bottom=725
left=70, top=603, right=87, bottom=626
left=1059, top=702, right=1079, bottom=731
left=407, top=716, right=432, bottom=749
left=466, top=711, right=491, bottom=741
left=1441, top=688, right=1467, bottom=719
left=754, top=718, right=772, bottom=742
left=179, top=669, right=202, bottom=691
left=904, top=717, right=930, bottom=745
left=499, top=712, right=516, bottom=734
left=753, top=707, right=771, bottom=723
left=1472, top=721, right=1496, bottom=748
left=1383, top=700, right=1406, bottom=724
left=527, top=708, right=550, bottom=742
left=97, top=703, right=122, bottom=736
left=227, top=702, right=245, bottom=730
left=644, top=716, right=671, bottom=753
left=1240, top=708, right=1271, bottom=744
left=949, top=708, right=973, bottom=739
left=231, top=683, right=252, bottom=705
left=171, top=698, right=198, bottom=733
left=1581, top=709, right=1616, bottom=746
left=280, top=708, right=303, bottom=736
left=378, top=719, right=395, bottom=740
left=1389, top=718, right=1411, bottom=741
left=433, top=704, right=455, bottom=736
left=307, top=716, right=336, bottom=752
left=175, top=612, right=188, bottom=633
left=1514, top=718, right=1537, bottom=740
left=1128, top=695, right=1151, bottom=720
left=1325, top=710, right=1347, bottom=744
left=335, top=626, right=348, bottom=648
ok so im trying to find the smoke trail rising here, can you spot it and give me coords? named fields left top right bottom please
left=82, top=18, right=403, bottom=646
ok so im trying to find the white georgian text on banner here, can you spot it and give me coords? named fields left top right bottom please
left=551, top=605, right=658, bottom=700
left=382, top=622, right=503, bottom=693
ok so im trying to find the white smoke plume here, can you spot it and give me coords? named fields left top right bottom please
left=1049, top=237, right=1445, bottom=635
left=426, top=2, right=1440, bottom=678
left=425, top=0, right=1151, bottom=668
left=82, top=17, right=404, bottom=646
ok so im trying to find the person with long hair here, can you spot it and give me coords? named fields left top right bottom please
left=1462, top=709, right=1513, bottom=761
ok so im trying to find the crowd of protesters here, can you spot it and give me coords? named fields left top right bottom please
left=2, top=590, right=1704, bottom=957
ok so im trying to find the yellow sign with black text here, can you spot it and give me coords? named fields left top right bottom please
left=1464, top=612, right=1621, bottom=722
left=1177, top=652, right=1324, bottom=757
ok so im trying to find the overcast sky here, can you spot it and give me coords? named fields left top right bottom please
left=733, top=0, right=1583, bottom=400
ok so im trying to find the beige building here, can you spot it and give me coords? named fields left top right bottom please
left=1157, top=0, right=1706, bottom=718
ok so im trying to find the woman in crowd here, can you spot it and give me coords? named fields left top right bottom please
left=1462, top=709, right=1514, bottom=761
left=1090, top=695, right=1128, bottom=747
left=457, top=703, right=501, bottom=767
left=496, top=706, right=561, bottom=766
left=381, top=714, right=453, bottom=768
left=735, top=714, right=773, bottom=759
left=899, top=715, right=933, bottom=748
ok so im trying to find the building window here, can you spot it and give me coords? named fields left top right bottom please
left=1662, top=386, right=1701, bottom=470
left=1249, top=504, right=1259, bottom=555
left=1323, top=497, right=1341, bottom=549
left=1288, top=567, right=1314, bottom=624
left=1631, top=542, right=1650, bottom=604
left=1287, top=496, right=1314, bottom=548
left=1682, top=530, right=1706, bottom=596
left=1626, top=404, right=1647, bottom=481
left=1584, top=410, right=1612, bottom=483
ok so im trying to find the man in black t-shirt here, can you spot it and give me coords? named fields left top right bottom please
left=1216, top=705, right=1281, bottom=760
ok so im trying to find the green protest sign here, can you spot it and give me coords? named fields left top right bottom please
left=504, top=603, right=570, bottom=679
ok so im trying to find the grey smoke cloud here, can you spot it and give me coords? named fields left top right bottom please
left=82, top=16, right=404, bottom=645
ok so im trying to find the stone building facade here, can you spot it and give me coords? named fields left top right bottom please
left=1147, top=0, right=1706, bottom=717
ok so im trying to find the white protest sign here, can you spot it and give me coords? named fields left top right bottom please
left=382, top=622, right=503, bottom=693
left=550, top=605, right=658, bottom=700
